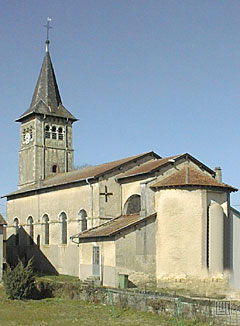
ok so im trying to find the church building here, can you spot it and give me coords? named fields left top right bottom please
left=4, top=37, right=239, bottom=288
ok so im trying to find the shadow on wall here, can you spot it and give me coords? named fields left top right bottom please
left=224, top=213, right=232, bottom=271
left=6, top=227, right=58, bottom=275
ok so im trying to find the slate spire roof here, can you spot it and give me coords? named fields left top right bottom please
left=16, top=40, right=77, bottom=122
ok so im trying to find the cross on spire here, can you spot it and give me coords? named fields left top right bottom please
left=100, top=186, right=113, bottom=203
left=44, top=17, right=52, bottom=52
left=44, top=17, right=52, bottom=41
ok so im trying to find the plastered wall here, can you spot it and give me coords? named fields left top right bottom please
left=155, top=188, right=206, bottom=279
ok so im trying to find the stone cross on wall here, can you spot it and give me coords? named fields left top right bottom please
left=100, top=186, right=113, bottom=203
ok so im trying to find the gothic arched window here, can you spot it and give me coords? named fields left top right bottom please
left=27, top=216, right=34, bottom=245
left=13, top=217, right=19, bottom=246
left=58, top=127, right=63, bottom=140
left=42, top=214, right=49, bottom=245
left=78, top=209, right=87, bottom=232
left=123, top=194, right=141, bottom=215
left=59, top=212, right=67, bottom=244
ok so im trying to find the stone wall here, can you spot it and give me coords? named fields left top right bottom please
left=71, top=286, right=240, bottom=326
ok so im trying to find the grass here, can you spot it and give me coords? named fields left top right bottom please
left=0, top=287, right=213, bottom=326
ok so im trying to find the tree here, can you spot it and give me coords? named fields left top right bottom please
left=3, top=258, right=36, bottom=300
left=74, top=163, right=92, bottom=170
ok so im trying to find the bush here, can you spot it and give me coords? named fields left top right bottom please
left=3, top=258, right=36, bottom=300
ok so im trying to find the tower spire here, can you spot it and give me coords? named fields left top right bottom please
left=16, top=22, right=77, bottom=123
left=44, top=17, right=52, bottom=52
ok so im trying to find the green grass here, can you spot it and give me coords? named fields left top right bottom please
left=0, top=288, right=214, bottom=326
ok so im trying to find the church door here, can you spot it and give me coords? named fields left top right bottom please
left=92, top=246, right=100, bottom=276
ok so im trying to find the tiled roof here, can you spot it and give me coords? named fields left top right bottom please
left=117, top=153, right=215, bottom=180
left=0, top=214, right=7, bottom=225
left=151, top=166, right=237, bottom=192
left=71, top=213, right=156, bottom=240
left=5, top=151, right=159, bottom=197
left=117, top=155, right=181, bottom=179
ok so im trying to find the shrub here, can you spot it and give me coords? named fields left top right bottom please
left=3, top=258, right=36, bottom=300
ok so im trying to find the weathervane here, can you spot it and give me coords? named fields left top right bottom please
left=44, top=17, right=52, bottom=42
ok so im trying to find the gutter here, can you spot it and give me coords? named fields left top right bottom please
left=86, top=178, right=94, bottom=228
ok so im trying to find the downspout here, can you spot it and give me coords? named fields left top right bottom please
left=86, top=178, right=93, bottom=228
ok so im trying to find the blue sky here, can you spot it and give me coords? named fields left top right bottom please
left=1, top=0, right=240, bottom=217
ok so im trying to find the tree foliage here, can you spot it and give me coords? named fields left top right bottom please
left=74, top=163, right=92, bottom=170
left=3, top=258, right=36, bottom=300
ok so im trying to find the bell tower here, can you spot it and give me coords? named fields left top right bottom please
left=17, top=34, right=77, bottom=189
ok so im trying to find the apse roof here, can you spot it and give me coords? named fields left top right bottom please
left=151, top=166, right=237, bottom=192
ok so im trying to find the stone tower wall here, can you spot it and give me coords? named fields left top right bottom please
left=18, top=115, right=74, bottom=188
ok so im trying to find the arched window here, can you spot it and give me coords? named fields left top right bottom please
left=52, top=126, right=57, bottom=139
left=13, top=218, right=19, bottom=246
left=52, top=165, right=58, bottom=173
left=42, top=214, right=49, bottom=245
left=22, top=129, right=26, bottom=142
left=58, top=127, right=63, bottom=140
left=78, top=209, right=87, bottom=232
left=123, top=194, right=141, bottom=215
left=27, top=216, right=34, bottom=245
left=45, top=125, right=50, bottom=138
left=59, top=212, right=67, bottom=244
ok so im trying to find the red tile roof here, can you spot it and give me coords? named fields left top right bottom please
left=151, top=166, right=237, bottom=192
left=71, top=213, right=156, bottom=240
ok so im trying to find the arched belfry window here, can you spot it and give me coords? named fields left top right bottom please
left=30, top=126, right=33, bottom=140
left=42, top=214, right=49, bottom=245
left=59, top=212, right=67, bottom=244
left=78, top=209, right=87, bottom=232
left=22, top=129, right=26, bottom=142
left=58, top=127, right=63, bottom=140
left=27, top=216, right=34, bottom=245
left=52, top=126, right=57, bottom=139
left=123, top=194, right=141, bottom=215
left=13, top=218, right=19, bottom=246
left=45, top=125, right=50, bottom=138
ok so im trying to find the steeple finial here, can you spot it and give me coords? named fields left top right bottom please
left=44, top=17, right=52, bottom=52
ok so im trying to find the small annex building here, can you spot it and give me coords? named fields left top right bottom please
left=4, top=37, right=239, bottom=289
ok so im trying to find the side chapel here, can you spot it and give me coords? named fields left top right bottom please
left=4, top=38, right=239, bottom=288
